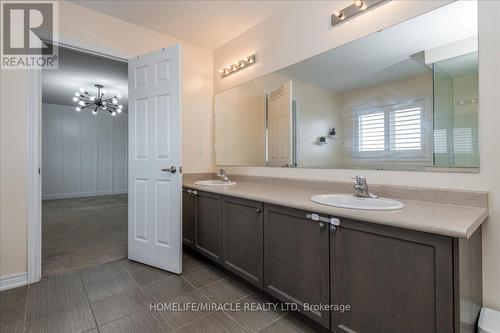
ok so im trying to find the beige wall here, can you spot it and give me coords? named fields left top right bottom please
left=214, top=1, right=500, bottom=310
left=0, top=1, right=214, bottom=277
left=0, top=70, right=29, bottom=277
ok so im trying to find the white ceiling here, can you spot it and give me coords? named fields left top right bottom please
left=42, top=47, right=128, bottom=110
left=69, top=0, right=299, bottom=50
left=278, top=1, right=478, bottom=93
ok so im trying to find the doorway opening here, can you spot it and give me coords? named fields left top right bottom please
left=41, top=45, right=129, bottom=277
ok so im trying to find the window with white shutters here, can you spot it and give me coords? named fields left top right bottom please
left=354, top=101, right=426, bottom=160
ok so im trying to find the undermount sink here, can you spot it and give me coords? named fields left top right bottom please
left=194, top=180, right=237, bottom=187
left=310, top=194, right=404, bottom=211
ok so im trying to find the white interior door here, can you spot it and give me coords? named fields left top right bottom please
left=128, top=44, right=182, bottom=273
left=268, top=81, right=292, bottom=167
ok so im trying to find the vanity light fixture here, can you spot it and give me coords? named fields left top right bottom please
left=331, top=0, right=386, bottom=27
left=218, top=54, right=257, bottom=78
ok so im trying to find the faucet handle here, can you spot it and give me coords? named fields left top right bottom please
left=218, top=168, right=225, bottom=175
left=352, top=175, right=366, bottom=185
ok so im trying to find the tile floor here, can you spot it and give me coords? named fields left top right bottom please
left=0, top=250, right=321, bottom=333
left=42, top=195, right=128, bottom=277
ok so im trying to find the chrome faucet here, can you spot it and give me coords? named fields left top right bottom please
left=216, top=168, right=230, bottom=183
left=352, top=176, right=378, bottom=198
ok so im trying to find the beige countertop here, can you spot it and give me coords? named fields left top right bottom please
left=183, top=179, right=488, bottom=239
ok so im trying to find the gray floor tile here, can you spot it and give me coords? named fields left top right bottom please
left=99, top=310, right=171, bottom=333
left=0, top=286, right=28, bottom=332
left=25, top=303, right=96, bottom=333
left=199, top=277, right=252, bottom=304
left=175, top=311, right=246, bottom=333
left=259, top=315, right=320, bottom=333
left=157, top=290, right=213, bottom=329
left=141, top=274, right=194, bottom=303
left=25, top=273, right=96, bottom=333
left=227, top=294, right=285, bottom=332
left=122, top=260, right=176, bottom=286
left=81, top=261, right=138, bottom=302
left=26, top=273, right=89, bottom=315
left=91, top=287, right=153, bottom=326
left=181, top=265, right=227, bottom=288
left=182, top=252, right=208, bottom=273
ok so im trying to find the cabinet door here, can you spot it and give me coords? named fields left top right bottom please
left=182, top=188, right=196, bottom=248
left=195, top=190, right=222, bottom=263
left=222, top=196, right=263, bottom=289
left=264, top=204, right=330, bottom=328
left=331, top=218, right=454, bottom=333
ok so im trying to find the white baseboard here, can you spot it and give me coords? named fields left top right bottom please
left=42, top=190, right=127, bottom=200
left=0, top=272, right=28, bottom=291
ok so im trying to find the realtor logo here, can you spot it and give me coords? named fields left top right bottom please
left=1, top=1, right=58, bottom=69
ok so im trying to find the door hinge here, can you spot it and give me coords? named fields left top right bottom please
left=38, top=167, right=41, bottom=175
left=179, top=166, right=183, bottom=174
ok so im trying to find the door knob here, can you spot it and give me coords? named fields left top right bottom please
left=161, top=166, right=177, bottom=174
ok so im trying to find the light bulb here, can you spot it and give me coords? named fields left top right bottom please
left=76, top=107, right=81, bottom=111
left=112, top=99, right=118, bottom=104
left=117, top=109, right=122, bottom=113
left=73, top=97, right=78, bottom=102
left=111, top=112, right=116, bottom=116
left=89, top=96, right=95, bottom=101
left=118, top=105, right=123, bottom=109
left=79, top=88, right=85, bottom=92
left=248, top=57, right=254, bottom=64
left=117, top=94, right=122, bottom=99
left=218, top=69, right=224, bottom=74
left=103, top=106, right=107, bottom=109
left=78, top=101, right=85, bottom=106
left=74, top=92, right=79, bottom=97
left=92, top=110, right=98, bottom=115
left=334, top=10, right=344, bottom=19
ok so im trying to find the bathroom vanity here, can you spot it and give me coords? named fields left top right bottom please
left=182, top=175, right=487, bottom=333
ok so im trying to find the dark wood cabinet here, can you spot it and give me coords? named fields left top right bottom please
left=182, top=188, right=196, bottom=248
left=263, top=204, right=330, bottom=328
left=222, top=196, right=264, bottom=288
left=330, top=218, right=455, bottom=333
left=181, top=187, right=482, bottom=333
left=194, top=190, right=222, bottom=263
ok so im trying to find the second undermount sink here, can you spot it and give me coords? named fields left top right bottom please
left=310, top=194, right=404, bottom=211
left=194, top=180, right=237, bottom=187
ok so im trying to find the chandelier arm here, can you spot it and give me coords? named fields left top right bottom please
left=80, top=104, right=94, bottom=110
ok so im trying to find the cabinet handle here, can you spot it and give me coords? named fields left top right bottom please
left=193, top=190, right=198, bottom=196
left=255, top=208, right=261, bottom=213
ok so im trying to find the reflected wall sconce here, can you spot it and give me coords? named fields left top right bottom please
left=218, top=54, right=257, bottom=78
left=331, top=0, right=386, bottom=27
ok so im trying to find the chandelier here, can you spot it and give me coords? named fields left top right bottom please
left=72, top=84, right=123, bottom=116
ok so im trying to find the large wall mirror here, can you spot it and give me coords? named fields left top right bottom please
left=215, top=1, right=478, bottom=171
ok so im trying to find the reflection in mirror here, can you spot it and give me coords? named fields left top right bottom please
left=215, top=1, right=478, bottom=172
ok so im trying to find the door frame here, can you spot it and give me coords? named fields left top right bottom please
left=27, top=34, right=129, bottom=284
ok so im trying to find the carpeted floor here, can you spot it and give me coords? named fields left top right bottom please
left=42, top=194, right=128, bottom=277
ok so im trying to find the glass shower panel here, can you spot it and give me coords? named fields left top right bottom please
left=433, top=52, right=479, bottom=168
